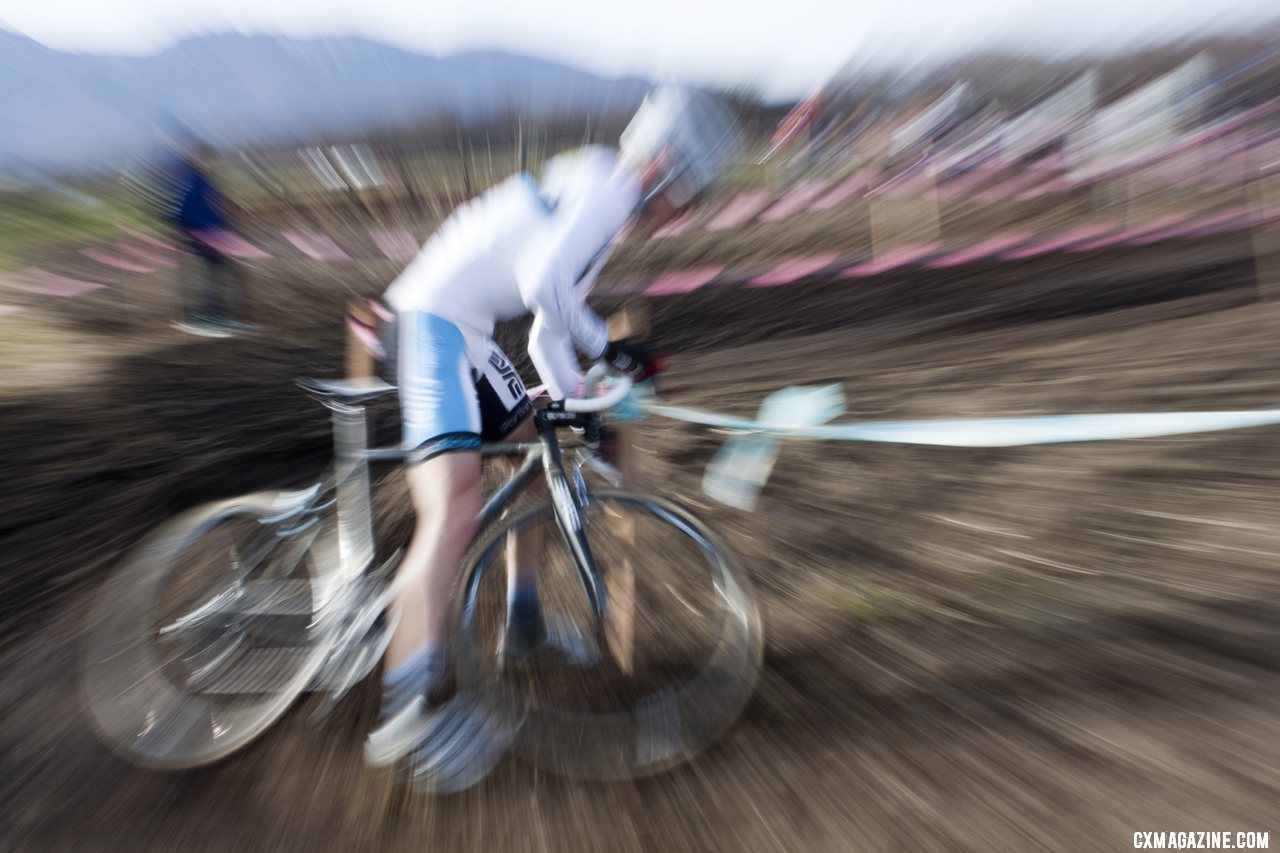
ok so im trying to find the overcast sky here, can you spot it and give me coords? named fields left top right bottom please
left=3, top=1, right=1279, bottom=98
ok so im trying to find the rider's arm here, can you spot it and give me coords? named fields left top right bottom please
left=526, top=313, right=582, bottom=401
left=516, top=163, right=638, bottom=399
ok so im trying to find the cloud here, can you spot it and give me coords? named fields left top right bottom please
left=3, top=0, right=1279, bottom=99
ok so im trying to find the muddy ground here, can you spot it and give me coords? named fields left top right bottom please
left=2, top=232, right=1279, bottom=851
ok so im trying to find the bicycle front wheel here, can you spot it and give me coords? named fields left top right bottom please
left=454, top=488, right=762, bottom=780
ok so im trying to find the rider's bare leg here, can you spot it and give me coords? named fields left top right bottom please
left=385, top=450, right=482, bottom=670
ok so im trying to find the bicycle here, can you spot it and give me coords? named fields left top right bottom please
left=80, top=363, right=762, bottom=786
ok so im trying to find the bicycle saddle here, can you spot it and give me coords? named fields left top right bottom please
left=295, top=377, right=399, bottom=405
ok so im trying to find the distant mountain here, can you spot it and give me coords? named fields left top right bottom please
left=0, top=31, right=652, bottom=175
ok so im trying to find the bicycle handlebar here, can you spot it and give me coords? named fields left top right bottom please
left=562, top=363, right=633, bottom=413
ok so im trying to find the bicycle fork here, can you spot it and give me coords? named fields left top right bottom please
left=539, top=433, right=610, bottom=644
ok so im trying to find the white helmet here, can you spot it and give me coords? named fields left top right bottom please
left=619, top=86, right=741, bottom=208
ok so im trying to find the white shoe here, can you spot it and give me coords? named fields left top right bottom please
left=404, top=694, right=522, bottom=795
left=364, top=695, right=435, bottom=768
left=363, top=654, right=454, bottom=767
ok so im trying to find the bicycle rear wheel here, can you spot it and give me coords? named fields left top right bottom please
left=80, top=489, right=339, bottom=769
left=454, top=488, right=762, bottom=780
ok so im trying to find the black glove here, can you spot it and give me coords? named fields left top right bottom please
left=602, top=338, right=661, bottom=381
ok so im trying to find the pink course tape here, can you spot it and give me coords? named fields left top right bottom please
left=808, top=172, right=870, bottom=212
left=749, top=253, right=840, bottom=287
left=1001, top=224, right=1116, bottom=260
left=369, top=227, right=419, bottom=261
left=652, top=207, right=709, bottom=239
left=283, top=230, right=350, bottom=261
left=705, top=191, right=771, bottom=231
left=121, top=227, right=176, bottom=251
left=1070, top=213, right=1191, bottom=252
left=841, top=243, right=941, bottom=277
left=191, top=229, right=272, bottom=259
left=0, top=304, right=23, bottom=315
left=9, top=268, right=105, bottom=298
left=645, top=267, right=724, bottom=296
left=81, top=249, right=154, bottom=274
left=118, top=242, right=177, bottom=269
left=758, top=180, right=830, bottom=222
left=604, top=277, right=651, bottom=294
left=1133, top=209, right=1250, bottom=244
left=925, top=232, right=1035, bottom=268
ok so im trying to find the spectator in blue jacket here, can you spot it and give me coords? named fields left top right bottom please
left=162, top=142, right=246, bottom=332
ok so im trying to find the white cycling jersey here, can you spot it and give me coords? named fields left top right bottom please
left=383, top=146, right=640, bottom=399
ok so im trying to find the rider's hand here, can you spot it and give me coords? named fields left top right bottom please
left=602, top=338, right=664, bottom=381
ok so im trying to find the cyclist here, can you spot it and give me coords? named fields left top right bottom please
left=366, top=87, right=741, bottom=774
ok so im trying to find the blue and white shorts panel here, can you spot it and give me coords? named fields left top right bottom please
left=399, top=311, right=482, bottom=462
left=398, top=311, right=532, bottom=464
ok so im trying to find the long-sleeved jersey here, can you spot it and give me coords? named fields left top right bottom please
left=383, top=146, right=639, bottom=399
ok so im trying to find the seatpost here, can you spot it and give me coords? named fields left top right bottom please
left=332, top=304, right=380, bottom=585
left=331, top=400, right=375, bottom=583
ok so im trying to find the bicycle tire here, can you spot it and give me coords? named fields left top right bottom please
left=452, top=487, right=762, bottom=780
left=80, top=489, right=340, bottom=769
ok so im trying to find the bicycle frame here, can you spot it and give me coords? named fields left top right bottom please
left=315, top=395, right=610, bottom=636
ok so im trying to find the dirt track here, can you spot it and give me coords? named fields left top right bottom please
left=3, top=233, right=1280, bottom=851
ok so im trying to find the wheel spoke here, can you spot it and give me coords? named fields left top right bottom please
left=458, top=489, right=761, bottom=780
left=82, top=491, right=335, bottom=769
left=182, top=630, right=249, bottom=689
left=155, top=587, right=239, bottom=636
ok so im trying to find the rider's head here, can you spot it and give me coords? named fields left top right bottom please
left=619, top=86, right=741, bottom=229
